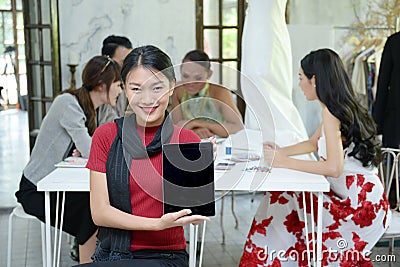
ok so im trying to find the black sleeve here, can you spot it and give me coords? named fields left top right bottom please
left=373, top=36, right=393, bottom=133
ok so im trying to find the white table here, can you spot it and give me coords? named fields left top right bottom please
left=37, top=165, right=329, bottom=267
left=37, top=167, right=89, bottom=267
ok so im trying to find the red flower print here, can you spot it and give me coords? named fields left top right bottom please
left=322, top=231, right=342, bottom=242
left=327, top=221, right=342, bottom=231
left=287, top=241, right=309, bottom=267
left=267, top=258, right=282, bottom=267
left=356, top=174, right=365, bottom=187
left=352, top=232, right=368, bottom=252
left=326, top=197, right=354, bottom=222
left=240, top=241, right=268, bottom=267
left=352, top=201, right=376, bottom=228
left=270, top=191, right=289, bottom=205
left=284, top=210, right=305, bottom=236
left=358, top=182, right=375, bottom=204
left=346, top=175, right=355, bottom=189
left=248, top=216, right=273, bottom=238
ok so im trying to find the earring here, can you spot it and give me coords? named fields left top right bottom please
left=313, top=85, right=316, bottom=88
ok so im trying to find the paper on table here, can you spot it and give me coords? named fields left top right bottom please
left=55, top=157, right=88, bottom=168
left=230, top=152, right=260, bottom=162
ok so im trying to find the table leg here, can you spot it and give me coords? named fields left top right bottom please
left=220, top=192, right=225, bottom=245
left=189, top=224, right=195, bottom=267
left=56, top=192, right=66, bottom=267
left=198, top=221, right=207, bottom=267
left=317, top=192, right=323, bottom=267
left=310, top=193, right=316, bottom=266
left=53, top=192, right=59, bottom=267
left=44, top=191, right=52, bottom=267
left=194, top=224, right=199, bottom=264
left=302, top=192, right=311, bottom=266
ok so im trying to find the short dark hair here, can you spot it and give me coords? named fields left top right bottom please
left=182, top=50, right=211, bottom=70
left=101, top=35, right=133, bottom=57
left=121, top=45, right=175, bottom=83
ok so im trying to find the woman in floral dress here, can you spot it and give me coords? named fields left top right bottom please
left=239, top=49, right=391, bottom=267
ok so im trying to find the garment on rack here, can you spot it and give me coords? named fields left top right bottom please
left=340, top=37, right=385, bottom=114
left=352, top=47, right=375, bottom=109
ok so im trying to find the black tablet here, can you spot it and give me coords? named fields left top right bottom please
left=162, top=142, right=215, bottom=216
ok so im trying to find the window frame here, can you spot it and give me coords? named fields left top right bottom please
left=195, top=0, right=246, bottom=118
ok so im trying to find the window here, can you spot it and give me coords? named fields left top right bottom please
left=0, top=0, right=25, bottom=109
left=22, top=0, right=60, bottom=150
left=196, top=0, right=246, bottom=117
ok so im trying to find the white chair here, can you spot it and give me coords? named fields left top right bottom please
left=7, top=204, right=46, bottom=267
left=378, top=148, right=400, bottom=255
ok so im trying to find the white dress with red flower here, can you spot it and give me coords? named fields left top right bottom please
left=239, top=134, right=391, bottom=267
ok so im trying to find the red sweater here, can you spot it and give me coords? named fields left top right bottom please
left=86, top=122, right=200, bottom=251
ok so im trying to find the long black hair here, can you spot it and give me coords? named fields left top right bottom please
left=121, top=45, right=175, bottom=83
left=301, top=48, right=381, bottom=167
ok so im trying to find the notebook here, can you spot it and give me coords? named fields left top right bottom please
left=162, top=142, right=215, bottom=216
left=54, top=156, right=88, bottom=168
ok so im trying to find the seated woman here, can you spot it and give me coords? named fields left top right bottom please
left=171, top=50, right=243, bottom=139
left=15, top=55, right=123, bottom=263
left=87, top=45, right=211, bottom=266
left=240, top=49, right=391, bottom=266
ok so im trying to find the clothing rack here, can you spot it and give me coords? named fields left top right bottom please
left=334, top=26, right=395, bottom=30
left=334, top=15, right=400, bottom=32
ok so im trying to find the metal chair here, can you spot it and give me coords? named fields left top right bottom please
left=7, top=204, right=46, bottom=267
left=378, top=148, right=400, bottom=255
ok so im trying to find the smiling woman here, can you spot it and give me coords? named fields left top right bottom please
left=125, top=65, right=173, bottom=127
left=86, top=45, right=211, bottom=265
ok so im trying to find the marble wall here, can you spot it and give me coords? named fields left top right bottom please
left=288, top=0, right=358, bottom=25
left=59, top=0, right=196, bottom=89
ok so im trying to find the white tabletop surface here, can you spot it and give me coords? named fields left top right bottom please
left=37, top=167, right=90, bottom=192
left=37, top=162, right=329, bottom=193
left=37, top=129, right=329, bottom=193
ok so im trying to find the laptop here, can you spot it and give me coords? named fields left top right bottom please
left=162, top=142, right=215, bottom=216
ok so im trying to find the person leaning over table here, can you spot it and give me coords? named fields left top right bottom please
left=171, top=49, right=243, bottom=139
left=86, top=45, right=212, bottom=266
left=15, top=55, right=123, bottom=264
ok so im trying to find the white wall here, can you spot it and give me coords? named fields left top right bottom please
left=59, top=0, right=196, bottom=89
left=286, top=0, right=371, bottom=136
left=288, top=25, right=334, bottom=136
left=289, top=0, right=360, bottom=25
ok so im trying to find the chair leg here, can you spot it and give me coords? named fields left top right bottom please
left=251, top=192, right=256, bottom=203
left=7, top=212, right=14, bottom=267
left=40, top=222, right=46, bottom=267
left=220, top=193, right=225, bottom=245
left=389, top=238, right=394, bottom=255
left=231, top=192, right=239, bottom=229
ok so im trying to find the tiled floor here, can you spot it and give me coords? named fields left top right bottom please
left=0, top=110, right=398, bottom=266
